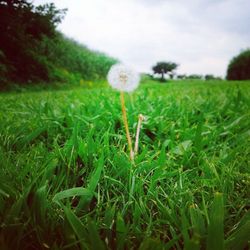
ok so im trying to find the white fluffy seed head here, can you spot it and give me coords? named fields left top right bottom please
left=107, top=64, right=140, bottom=92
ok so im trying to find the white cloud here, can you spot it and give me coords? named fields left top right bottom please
left=34, top=0, right=250, bottom=77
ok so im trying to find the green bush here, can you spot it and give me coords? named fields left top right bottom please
left=227, top=49, right=250, bottom=80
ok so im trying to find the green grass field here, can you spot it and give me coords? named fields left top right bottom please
left=0, top=80, right=250, bottom=249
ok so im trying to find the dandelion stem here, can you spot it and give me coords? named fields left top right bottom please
left=120, top=91, right=134, bottom=161
left=134, top=114, right=144, bottom=155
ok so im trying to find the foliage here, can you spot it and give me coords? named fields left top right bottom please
left=0, top=0, right=67, bottom=83
left=0, top=0, right=116, bottom=87
left=152, top=61, right=178, bottom=81
left=177, top=74, right=186, bottom=79
left=205, top=74, right=215, bottom=80
left=39, top=33, right=117, bottom=83
left=205, top=74, right=223, bottom=81
left=0, top=80, right=249, bottom=249
left=227, top=49, right=250, bottom=80
left=186, top=74, right=203, bottom=80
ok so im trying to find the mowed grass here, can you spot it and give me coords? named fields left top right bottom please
left=0, top=80, right=249, bottom=249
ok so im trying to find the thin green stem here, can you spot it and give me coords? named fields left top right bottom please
left=120, top=91, right=134, bottom=161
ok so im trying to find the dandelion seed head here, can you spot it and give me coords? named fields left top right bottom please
left=107, top=64, right=140, bottom=92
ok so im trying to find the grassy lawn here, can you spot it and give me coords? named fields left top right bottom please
left=0, top=80, right=250, bottom=249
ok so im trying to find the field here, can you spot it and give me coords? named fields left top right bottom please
left=0, top=80, right=250, bottom=249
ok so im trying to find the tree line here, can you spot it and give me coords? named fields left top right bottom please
left=151, top=62, right=222, bottom=81
left=151, top=49, right=250, bottom=82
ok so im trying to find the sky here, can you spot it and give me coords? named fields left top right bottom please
left=34, top=0, right=250, bottom=77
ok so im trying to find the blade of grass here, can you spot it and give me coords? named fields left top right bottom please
left=207, top=192, right=224, bottom=250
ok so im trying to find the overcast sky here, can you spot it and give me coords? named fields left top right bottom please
left=35, top=0, right=250, bottom=77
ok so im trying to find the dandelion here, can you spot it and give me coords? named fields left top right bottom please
left=107, top=64, right=140, bottom=93
left=107, top=63, right=140, bottom=161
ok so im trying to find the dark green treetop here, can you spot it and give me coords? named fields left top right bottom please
left=227, top=49, right=250, bottom=80
left=152, top=61, right=178, bottom=81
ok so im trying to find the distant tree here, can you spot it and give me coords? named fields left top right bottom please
left=205, top=74, right=215, bottom=80
left=205, top=74, right=223, bottom=81
left=152, top=61, right=178, bottom=82
left=226, top=49, right=250, bottom=80
left=177, top=74, right=186, bottom=79
left=187, top=74, right=203, bottom=80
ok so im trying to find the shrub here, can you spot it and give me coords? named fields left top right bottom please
left=226, top=49, right=250, bottom=80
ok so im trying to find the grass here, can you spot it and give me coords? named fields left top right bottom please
left=0, top=80, right=250, bottom=249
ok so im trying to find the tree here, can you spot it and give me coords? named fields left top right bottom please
left=205, top=74, right=215, bottom=80
left=226, top=49, right=250, bottom=80
left=152, top=61, right=178, bottom=82
left=0, top=0, right=30, bottom=8
left=0, top=0, right=67, bottom=82
left=186, top=74, right=203, bottom=80
left=205, top=74, right=222, bottom=81
left=177, top=74, right=186, bottom=79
